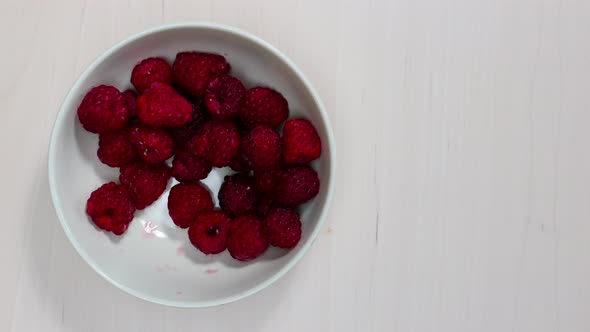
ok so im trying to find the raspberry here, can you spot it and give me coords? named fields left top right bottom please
left=204, top=75, right=246, bottom=120
left=109, top=223, right=129, bottom=236
left=264, top=208, right=302, bottom=248
left=240, top=87, right=289, bottom=128
left=218, top=174, right=259, bottom=217
left=257, top=195, right=276, bottom=218
left=188, top=210, right=231, bottom=254
left=168, top=183, right=214, bottom=228
left=169, top=100, right=210, bottom=145
left=122, top=90, right=138, bottom=117
left=119, top=161, right=171, bottom=209
left=228, top=152, right=251, bottom=172
left=241, top=126, right=281, bottom=170
left=282, top=118, right=321, bottom=165
left=186, top=121, right=240, bottom=167
left=97, top=129, right=137, bottom=167
left=131, top=57, right=173, bottom=93
left=172, top=148, right=212, bottom=182
left=86, top=182, right=135, bottom=235
left=137, top=82, right=193, bottom=128
left=275, top=166, right=320, bottom=207
left=227, top=215, right=268, bottom=261
left=129, top=124, right=175, bottom=164
left=172, top=52, right=230, bottom=97
left=254, top=169, right=283, bottom=192
left=77, top=85, right=130, bottom=134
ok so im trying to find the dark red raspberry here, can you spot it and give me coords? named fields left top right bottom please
left=188, top=210, right=231, bottom=254
left=204, top=75, right=246, bottom=120
left=275, top=166, right=320, bottom=207
left=241, top=126, right=281, bottom=170
left=264, top=208, right=302, bottom=248
left=119, top=161, right=171, bottom=209
left=169, top=100, right=210, bottom=145
left=86, top=182, right=135, bottom=235
left=122, top=90, right=138, bottom=117
left=129, top=124, right=175, bottom=164
left=172, top=148, right=212, bottom=182
left=186, top=121, right=240, bottom=167
left=172, top=52, right=230, bottom=97
left=240, top=87, right=289, bottom=128
left=131, top=57, right=173, bottom=93
left=257, top=195, right=276, bottom=218
left=218, top=174, right=259, bottom=217
left=137, top=83, right=193, bottom=128
left=282, top=118, right=321, bottom=165
left=77, top=85, right=130, bottom=134
left=167, top=183, right=214, bottom=228
left=254, top=169, right=283, bottom=192
left=228, top=152, right=251, bottom=172
left=97, top=129, right=137, bottom=167
left=227, top=215, right=268, bottom=261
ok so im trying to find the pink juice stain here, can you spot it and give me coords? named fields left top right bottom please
left=143, top=221, right=158, bottom=239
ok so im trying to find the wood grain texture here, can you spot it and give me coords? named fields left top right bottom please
left=2, top=0, right=590, bottom=331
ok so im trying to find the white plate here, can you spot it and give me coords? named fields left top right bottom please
left=48, top=22, right=335, bottom=308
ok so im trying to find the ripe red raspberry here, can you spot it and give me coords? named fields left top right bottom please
left=97, top=129, right=137, bottom=167
left=77, top=85, right=131, bottom=134
left=188, top=210, right=231, bottom=254
left=218, top=174, right=259, bottom=217
left=169, top=100, right=210, bottom=145
left=129, top=124, right=175, bottom=164
left=122, top=90, right=138, bottom=118
left=119, top=161, right=171, bottom=209
left=204, top=75, right=246, bottom=120
left=109, top=223, right=130, bottom=236
left=240, top=87, right=289, bottom=128
left=254, top=168, right=283, bottom=192
left=186, top=121, right=240, bottom=167
left=275, top=166, right=320, bottom=207
left=172, top=148, right=212, bottom=182
left=241, top=126, right=281, bottom=170
left=227, top=215, right=269, bottom=261
left=129, top=123, right=174, bottom=164
left=264, top=208, right=302, bottom=248
left=137, top=83, right=193, bottom=128
left=167, top=183, right=214, bottom=228
left=131, top=57, right=173, bottom=93
left=86, top=182, right=135, bottom=235
left=229, top=153, right=251, bottom=172
left=282, top=118, right=321, bottom=165
left=172, top=52, right=230, bottom=97
left=257, top=195, right=276, bottom=218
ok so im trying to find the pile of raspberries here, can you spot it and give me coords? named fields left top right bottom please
left=81, top=52, right=322, bottom=261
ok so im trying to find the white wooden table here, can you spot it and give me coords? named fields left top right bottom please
left=2, top=0, right=590, bottom=331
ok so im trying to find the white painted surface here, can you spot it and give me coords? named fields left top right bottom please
left=1, top=0, right=590, bottom=331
